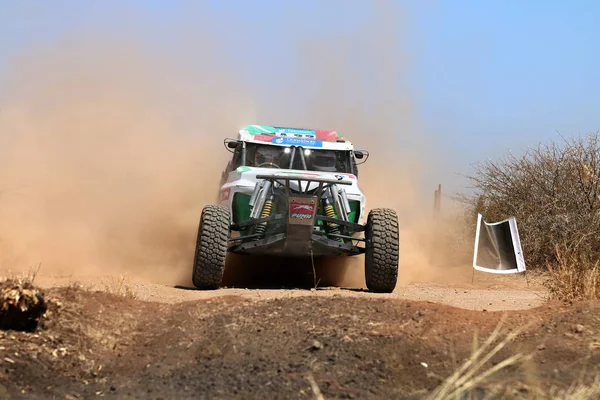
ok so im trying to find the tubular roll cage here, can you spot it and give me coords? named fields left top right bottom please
left=223, top=139, right=361, bottom=176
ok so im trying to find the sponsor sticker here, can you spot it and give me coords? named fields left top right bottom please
left=274, top=127, right=316, bottom=136
left=254, top=134, right=276, bottom=142
left=271, top=137, right=323, bottom=147
left=289, top=201, right=315, bottom=220
left=221, top=188, right=231, bottom=201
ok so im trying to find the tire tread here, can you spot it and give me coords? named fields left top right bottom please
left=365, top=208, right=399, bottom=293
left=192, top=205, right=230, bottom=290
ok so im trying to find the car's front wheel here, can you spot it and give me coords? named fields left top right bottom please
left=192, top=204, right=230, bottom=290
left=364, top=208, right=399, bottom=293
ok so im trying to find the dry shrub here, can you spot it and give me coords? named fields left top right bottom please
left=458, top=132, right=600, bottom=274
left=545, top=242, right=600, bottom=301
left=0, top=278, right=47, bottom=332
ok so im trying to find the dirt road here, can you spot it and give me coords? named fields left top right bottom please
left=26, top=267, right=545, bottom=312
left=3, top=267, right=599, bottom=399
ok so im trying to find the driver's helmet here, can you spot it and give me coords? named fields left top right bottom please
left=255, top=146, right=281, bottom=166
left=311, top=151, right=338, bottom=172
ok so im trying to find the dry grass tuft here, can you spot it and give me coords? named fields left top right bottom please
left=427, top=316, right=532, bottom=400
left=99, top=273, right=138, bottom=299
left=429, top=317, right=600, bottom=399
left=493, top=353, right=600, bottom=400
left=552, top=376, right=600, bottom=400
left=545, top=242, right=600, bottom=301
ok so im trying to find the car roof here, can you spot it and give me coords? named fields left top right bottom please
left=238, top=125, right=354, bottom=151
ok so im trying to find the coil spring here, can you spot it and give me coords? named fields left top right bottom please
left=324, top=203, right=342, bottom=241
left=255, top=198, right=273, bottom=237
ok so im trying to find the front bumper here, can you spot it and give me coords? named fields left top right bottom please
left=228, top=213, right=366, bottom=257
left=228, top=231, right=365, bottom=257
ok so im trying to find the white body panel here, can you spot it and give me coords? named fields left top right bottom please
left=219, top=166, right=367, bottom=224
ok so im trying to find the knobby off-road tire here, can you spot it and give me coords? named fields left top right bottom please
left=192, top=205, right=230, bottom=290
left=365, top=208, right=399, bottom=293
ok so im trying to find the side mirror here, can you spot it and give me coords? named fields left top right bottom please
left=223, top=138, right=239, bottom=153
left=354, top=150, right=369, bottom=164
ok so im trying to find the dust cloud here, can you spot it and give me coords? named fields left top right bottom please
left=251, top=1, right=466, bottom=287
left=0, top=2, right=467, bottom=288
left=0, top=30, right=255, bottom=284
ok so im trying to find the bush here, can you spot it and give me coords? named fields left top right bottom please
left=458, top=132, right=600, bottom=272
left=0, top=278, right=47, bottom=332
left=545, top=242, right=599, bottom=301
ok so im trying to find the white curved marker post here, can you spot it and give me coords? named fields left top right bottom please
left=473, top=213, right=526, bottom=274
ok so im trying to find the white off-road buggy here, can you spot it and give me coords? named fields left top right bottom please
left=191, top=125, right=399, bottom=293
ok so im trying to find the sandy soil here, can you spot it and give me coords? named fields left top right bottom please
left=0, top=280, right=597, bottom=400
left=5, top=266, right=598, bottom=400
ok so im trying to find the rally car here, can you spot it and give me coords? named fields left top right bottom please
left=191, top=125, right=399, bottom=293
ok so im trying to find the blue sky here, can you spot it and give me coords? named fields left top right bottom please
left=1, top=0, right=599, bottom=193
left=411, top=0, right=600, bottom=160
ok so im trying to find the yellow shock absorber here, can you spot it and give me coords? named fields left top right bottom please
left=255, top=196, right=273, bottom=237
left=324, top=203, right=336, bottom=219
left=324, top=199, right=341, bottom=239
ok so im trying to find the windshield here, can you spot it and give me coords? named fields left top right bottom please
left=245, top=144, right=351, bottom=174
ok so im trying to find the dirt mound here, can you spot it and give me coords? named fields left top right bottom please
left=0, top=287, right=598, bottom=399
